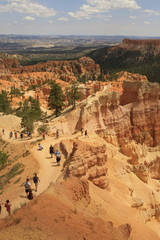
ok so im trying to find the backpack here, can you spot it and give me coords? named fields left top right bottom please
left=28, top=192, right=33, bottom=200
left=50, top=146, right=54, bottom=153
left=24, top=182, right=30, bottom=189
left=56, top=151, right=60, bottom=157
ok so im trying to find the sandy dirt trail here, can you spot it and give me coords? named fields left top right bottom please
left=0, top=128, right=80, bottom=218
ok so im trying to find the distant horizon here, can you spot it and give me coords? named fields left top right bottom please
left=0, top=34, right=160, bottom=39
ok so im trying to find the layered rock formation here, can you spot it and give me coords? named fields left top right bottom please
left=10, top=57, right=100, bottom=79
left=51, top=80, right=160, bottom=147
left=60, top=139, right=108, bottom=189
left=120, top=38, right=160, bottom=53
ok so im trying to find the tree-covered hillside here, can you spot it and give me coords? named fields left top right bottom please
left=88, top=46, right=160, bottom=83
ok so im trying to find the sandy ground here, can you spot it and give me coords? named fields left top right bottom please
left=0, top=117, right=86, bottom=218
left=0, top=115, right=160, bottom=240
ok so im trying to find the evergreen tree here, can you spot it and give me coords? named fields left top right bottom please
left=66, top=81, right=81, bottom=108
left=48, top=80, right=65, bottom=117
left=17, top=97, right=42, bottom=132
left=10, top=85, right=23, bottom=96
left=0, top=90, right=11, bottom=114
left=29, top=96, right=42, bottom=121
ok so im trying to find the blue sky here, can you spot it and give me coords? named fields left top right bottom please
left=0, top=0, right=159, bottom=36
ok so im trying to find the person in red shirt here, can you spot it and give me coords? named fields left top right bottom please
left=5, top=200, right=11, bottom=216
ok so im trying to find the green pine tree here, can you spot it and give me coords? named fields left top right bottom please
left=0, top=90, right=11, bottom=114
left=66, top=81, right=81, bottom=108
left=48, top=80, right=65, bottom=117
left=17, top=97, right=42, bottom=133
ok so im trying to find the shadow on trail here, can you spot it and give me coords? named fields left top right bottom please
left=51, top=163, right=59, bottom=167
left=19, top=195, right=27, bottom=199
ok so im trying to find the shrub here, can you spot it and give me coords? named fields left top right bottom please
left=37, top=124, right=49, bottom=134
left=14, top=217, right=22, bottom=224
left=0, top=151, right=9, bottom=170
left=0, top=163, right=24, bottom=190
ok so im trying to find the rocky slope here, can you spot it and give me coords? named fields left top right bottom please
left=50, top=79, right=160, bottom=147
left=0, top=48, right=160, bottom=239
left=0, top=99, right=160, bottom=239
left=0, top=177, right=132, bottom=240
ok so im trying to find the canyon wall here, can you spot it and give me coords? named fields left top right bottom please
left=120, top=38, right=160, bottom=52
left=52, top=80, right=160, bottom=147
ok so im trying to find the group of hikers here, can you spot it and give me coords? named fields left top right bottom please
left=80, top=128, right=88, bottom=137
left=0, top=173, right=40, bottom=216
left=7, top=130, right=32, bottom=140
left=50, top=145, right=61, bottom=166
left=24, top=173, right=40, bottom=197
left=38, top=143, right=61, bottom=166
left=0, top=126, right=88, bottom=217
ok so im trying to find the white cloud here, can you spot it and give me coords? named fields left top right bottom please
left=48, top=20, right=54, bottom=23
left=103, top=18, right=111, bottom=21
left=23, top=16, right=35, bottom=21
left=68, top=0, right=140, bottom=19
left=0, top=0, right=56, bottom=18
left=68, top=11, right=90, bottom=20
left=144, top=21, right=150, bottom=24
left=58, top=17, right=68, bottom=22
left=142, top=9, right=160, bottom=16
left=96, top=14, right=112, bottom=19
left=129, top=15, right=137, bottom=19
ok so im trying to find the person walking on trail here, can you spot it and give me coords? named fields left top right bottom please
left=80, top=128, right=83, bottom=136
left=55, top=150, right=61, bottom=166
left=28, top=132, right=32, bottom=139
left=85, top=130, right=88, bottom=138
left=56, top=130, right=59, bottom=138
left=24, top=178, right=31, bottom=197
left=33, top=173, right=40, bottom=192
left=9, top=131, right=13, bottom=138
left=49, top=145, right=54, bottom=158
left=2, top=129, right=4, bottom=135
left=20, top=132, right=23, bottom=139
left=14, top=131, right=17, bottom=139
left=5, top=200, right=11, bottom=216
left=38, top=143, right=43, bottom=150
left=42, top=132, right=45, bottom=140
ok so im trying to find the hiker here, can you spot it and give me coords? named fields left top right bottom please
left=55, top=150, right=61, bottom=166
left=14, top=131, right=17, bottom=139
left=42, top=132, right=45, bottom=140
left=80, top=128, right=83, bottom=136
left=49, top=145, right=54, bottom=158
left=38, top=143, right=43, bottom=150
left=24, top=178, right=31, bottom=197
left=5, top=200, right=11, bottom=216
left=20, top=132, right=23, bottom=139
left=28, top=189, right=33, bottom=200
left=85, top=130, right=88, bottom=138
left=9, top=131, right=13, bottom=138
left=56, top=130, right=59, bottom=138
left=33, top=173, right=40, bottom=192
left=2, top=129, right=4, bottom=135
left=27, top=132, right=32, bottom=139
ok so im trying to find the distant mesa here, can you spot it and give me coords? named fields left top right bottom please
left=121, top=38, right=160, bottom=49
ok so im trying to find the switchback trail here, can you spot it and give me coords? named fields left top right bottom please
left=0, top=129, right=83, bottom=218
